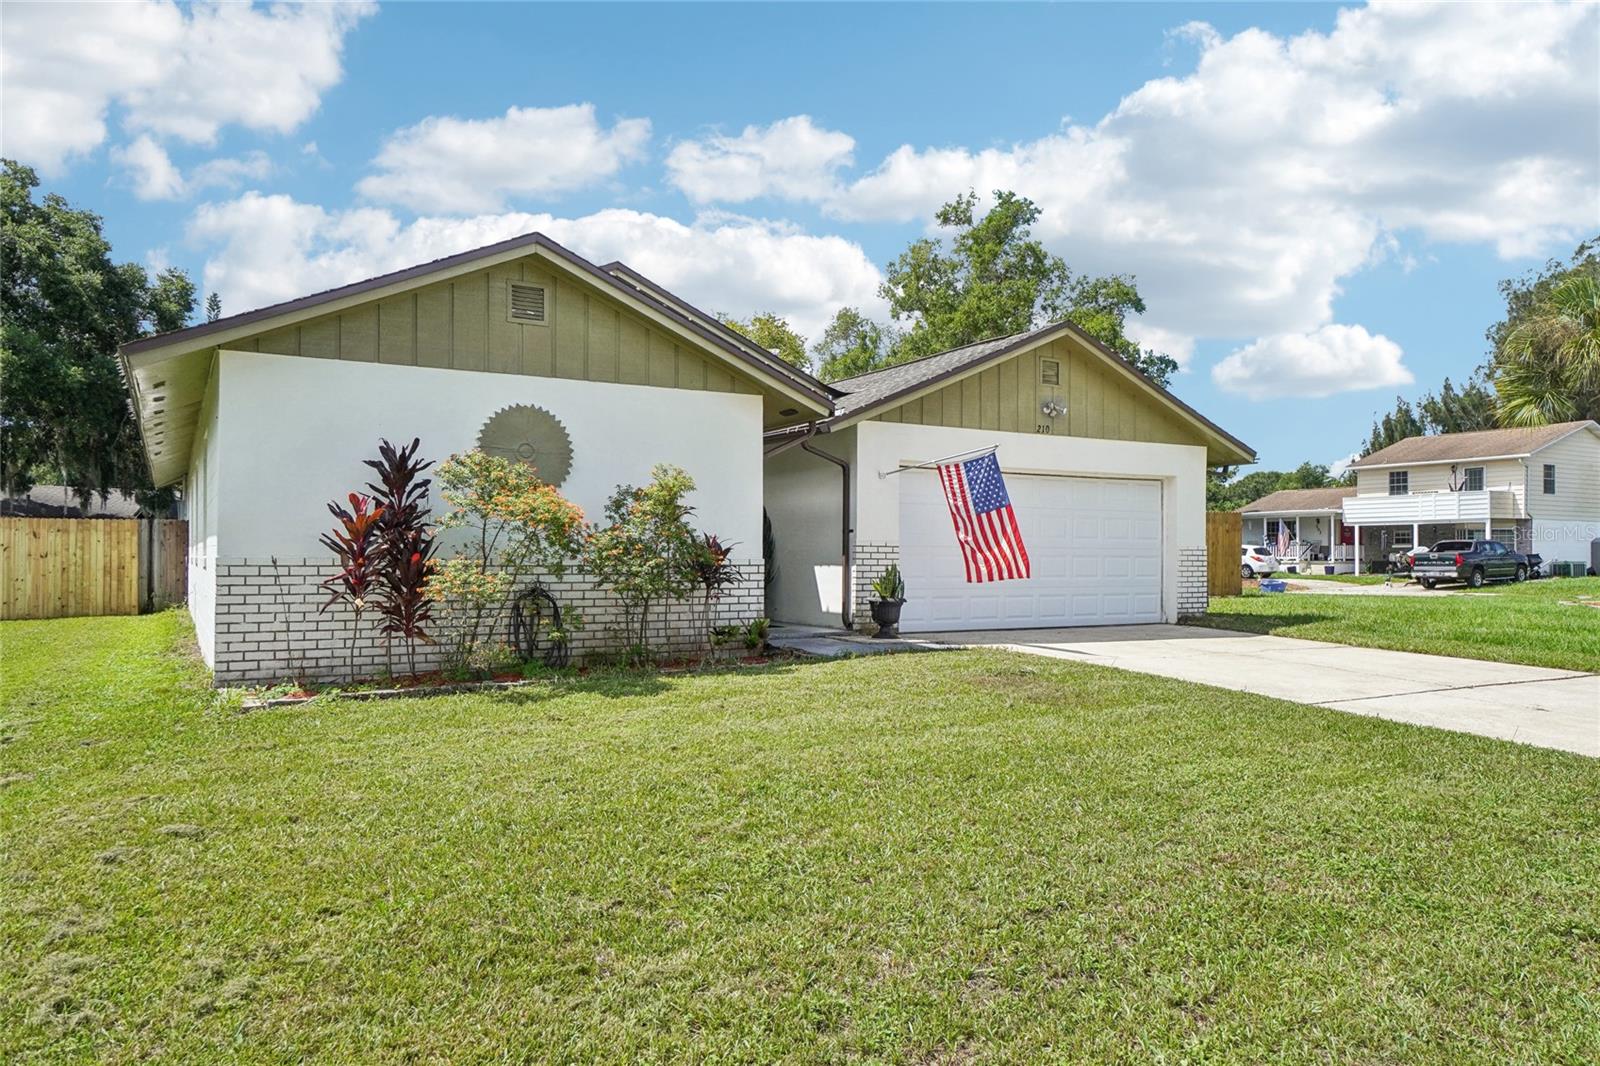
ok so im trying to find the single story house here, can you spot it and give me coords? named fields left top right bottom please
left=1342, top=420, right=1600, bottom=571
left=119, top=233, right=832, bottom=683
left=764, top=323, right=1255, bottom=633
left=119, top=232, right=1253, bottom=683
left=1237, top=487, right=1358, bottom=574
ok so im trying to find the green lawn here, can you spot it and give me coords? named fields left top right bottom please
left=1196, top=576, right=1600, bottom=672
left=4, top=613, right=1599, bottom=1063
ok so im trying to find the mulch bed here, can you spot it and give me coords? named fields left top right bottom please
left=237, top=653, right=783, bottom=709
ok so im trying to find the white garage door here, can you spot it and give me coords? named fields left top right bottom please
left=896, top=471, right=1163, bottom=632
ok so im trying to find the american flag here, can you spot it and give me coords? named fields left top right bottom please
left=936, top=451, right=1031, bottom=583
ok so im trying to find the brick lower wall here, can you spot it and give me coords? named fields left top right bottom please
left=1177, top=546, right=1208, bottom=616
left=851, top=542, right=899, bottom=633
left=209, top=556, right=763, bottom=686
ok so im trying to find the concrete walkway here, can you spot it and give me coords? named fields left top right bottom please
left=929, top=625, right=1599, bottom=757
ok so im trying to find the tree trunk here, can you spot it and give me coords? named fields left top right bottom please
left=348, top=607, right=360, bottom=684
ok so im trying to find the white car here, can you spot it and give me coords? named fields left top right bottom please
left=1241, top=545, right=1278, bottom=578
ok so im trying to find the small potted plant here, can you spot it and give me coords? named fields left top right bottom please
left=869, top=565, right=906, bottom=638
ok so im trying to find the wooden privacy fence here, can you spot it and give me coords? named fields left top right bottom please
left=1206, top=511, right=1243, bottom=599
left=0, top=517, right=187, bottom=620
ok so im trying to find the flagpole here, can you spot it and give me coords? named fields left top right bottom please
left=878, top=444, right=999, bottom=479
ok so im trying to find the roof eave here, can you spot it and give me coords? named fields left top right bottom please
left=1349, top=452, right=1535, bottom=470
left=598, top=260, right=840, bottom=402
left=1238, top=507, right=1346, bottom=516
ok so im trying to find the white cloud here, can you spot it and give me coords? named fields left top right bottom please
left=1124, top=321, right=1196, bottom=367
left=112, top=136, right=272, bottom=201
left=356, top=105, right=652, bottom=214
left=820, top=1, right=1596, bottom=357
left=111, top=136, right=185, bottom=201
left=1329, top=452, right=1362, bottom=479
left=1211, top=324, right=1412, bottom=399
left=665, top=116, right=855, bottom=204
left=0, top=1, right=373, bottom=174
left=189, top=152, right=273, bottom=191
left=186, top=195, right=883, bottom=340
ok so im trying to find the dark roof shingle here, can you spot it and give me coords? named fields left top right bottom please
left=1237, top=487, right=1356, bottom=514
left=829, top=330, right=1039, bottom=415
left=1349, top=421, right=1597, bottom=467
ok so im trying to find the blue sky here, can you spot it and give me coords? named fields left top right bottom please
left=6, top=1, right=1596, bottom=470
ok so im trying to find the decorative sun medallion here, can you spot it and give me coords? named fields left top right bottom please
left=476, top=404, right=574, bottom=487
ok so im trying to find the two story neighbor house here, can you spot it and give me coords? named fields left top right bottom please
left=1341, top=420, right=1600, bottom=572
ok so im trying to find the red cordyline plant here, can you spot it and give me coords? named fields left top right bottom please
left=364, top=437, right=437, bottom=679
left=319, top=492, right=384, bottom=682
left=690, top=532, right=742, bottom=650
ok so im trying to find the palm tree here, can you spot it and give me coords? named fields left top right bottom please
left=1493, top=275, right=1600, bottom=426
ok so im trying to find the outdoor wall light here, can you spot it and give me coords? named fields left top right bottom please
left=1040, top=399, right=1065, bottom=419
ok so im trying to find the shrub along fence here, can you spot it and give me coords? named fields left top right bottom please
left=1206, top=511, right=1243, bottom=600
left=0, top=517, right=187, bottom=620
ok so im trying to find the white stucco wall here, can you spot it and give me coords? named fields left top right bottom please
left=763, top=429, right=855, bottom=628
left=184, top=362, right=221, bottom=666
left=850, top=421, right=1209, bottom=624
left=212, top=350, right=764, bottom=558
left=184, top=349, right=766, bottom=675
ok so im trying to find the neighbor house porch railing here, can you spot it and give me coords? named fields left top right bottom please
left=1342, top=488, right=1520, bottom=525
left=1275, top=539, right=1354, bottom=564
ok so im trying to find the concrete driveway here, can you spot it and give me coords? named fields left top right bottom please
left=925, top=625, right=1600, bottom=757
left=1274, top=580, right=1458, bottom=597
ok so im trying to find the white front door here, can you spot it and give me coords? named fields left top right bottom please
left=895, top=471, right=1163, bottom=632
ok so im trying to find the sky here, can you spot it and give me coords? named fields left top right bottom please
left=4, top=1, right=1597, bottom=471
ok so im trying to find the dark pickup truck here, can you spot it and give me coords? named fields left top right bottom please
left=1411, top=539, right=1530, bottom=589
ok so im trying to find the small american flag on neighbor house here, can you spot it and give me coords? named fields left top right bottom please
left=936, top=451, right=1031, bottom=583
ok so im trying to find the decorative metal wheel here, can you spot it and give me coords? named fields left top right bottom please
left=476, top=404, right=573, bottom=487
left=510, top=585, right=570, bottom=668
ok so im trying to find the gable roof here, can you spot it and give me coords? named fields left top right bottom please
left=119, top=231, right=832, bottom=411
left=1237, top=487, right=1356, bottom=514
left=1348, top=420, right=1599, bottom=468
left=118, top=232, right=836, bottom=488
left=817, top=320, right=1256, bottom=465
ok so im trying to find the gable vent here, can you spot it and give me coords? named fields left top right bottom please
left=1040, top=358, right=1061, bottom=386
left=507, top=282, right=547, bottom=324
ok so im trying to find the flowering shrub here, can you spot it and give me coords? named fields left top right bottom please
left=581, top=464, right=700, bottom=659
left=432, top=450, right=586, bottom=671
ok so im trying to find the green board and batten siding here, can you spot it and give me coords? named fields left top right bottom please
left=233, top=257, right=759, bottom=399
left=871, top=336, right=1205, bottom=448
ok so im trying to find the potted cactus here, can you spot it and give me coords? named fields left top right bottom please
left=868, top=565, right=906, bottom=638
